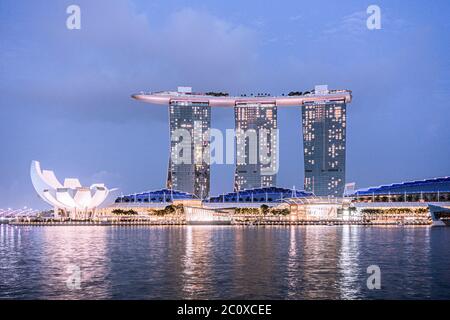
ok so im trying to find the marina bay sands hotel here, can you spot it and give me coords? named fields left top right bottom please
left=132, top=85, right=352, bottom=199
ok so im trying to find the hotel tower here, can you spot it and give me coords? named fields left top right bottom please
left=166, top=87, right=211, bottom=199
left=234, top=103, right=278, bottom=191
left=302, top=85, right=347, bottom=196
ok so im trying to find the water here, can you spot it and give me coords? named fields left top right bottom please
left=0, top=224, right=449, bottom=300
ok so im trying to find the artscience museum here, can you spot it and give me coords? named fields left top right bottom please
left=30, top=161, right=114, bottom=219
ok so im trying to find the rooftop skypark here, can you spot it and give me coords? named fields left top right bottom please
left=132, top=86, right=352, bottom=107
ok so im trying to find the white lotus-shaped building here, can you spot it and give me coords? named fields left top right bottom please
left=31, top=160, right=113, bottom=218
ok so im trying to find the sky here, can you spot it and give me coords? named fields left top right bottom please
left=0, top=0, right=449, bottom=209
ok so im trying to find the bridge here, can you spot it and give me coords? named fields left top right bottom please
left=0, top=208, right=41, bottom=221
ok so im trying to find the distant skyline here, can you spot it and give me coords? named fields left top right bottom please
left=1, top=0, right=449, bottom=208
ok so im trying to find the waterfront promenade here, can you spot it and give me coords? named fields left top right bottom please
left=8, top=219, right=431, bottom=226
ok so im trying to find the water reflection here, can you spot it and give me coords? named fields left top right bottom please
left=286, top=227, right=298, bottom=298
left=300, top=227, right=341, bottom=299
left=338, top=226, right=361, bottom=299
left=0, top=225, right=448, bottom=299
left=181, top=226, right=214, bottom=298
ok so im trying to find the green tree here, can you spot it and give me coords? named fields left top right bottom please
left=112, top=209, right=137, bottom=215
left=165, top=205, right=176, bottom=214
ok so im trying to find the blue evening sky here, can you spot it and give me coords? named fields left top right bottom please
left=0, top=0, right=449, bottom=208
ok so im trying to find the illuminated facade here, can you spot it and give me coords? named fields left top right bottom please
left=30, top=160, right=114, bottom=218
left=302, top=85, right=347, bottom=196
left=234, top=103, right=278, bottom=191
left=167, top=99, right=211, bottom=199
left=185, top=206, right=232, bottom=225
left=281, top=197, right=345, bottom=220
left=132, top=85, right=352, bottom=197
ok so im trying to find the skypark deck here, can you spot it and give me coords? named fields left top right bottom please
left=131, top=87, right=352, bottom=107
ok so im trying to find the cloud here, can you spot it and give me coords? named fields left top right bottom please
left=91, top=170, right=121, bottom=185
left=323, top=10, right=367, bottom=37
left=289, top=14, right=302, bottom=21
left=0, top=2, right=259, bottom=124
left=0, top=1, right=261, bottom=208
left=154, top=8, right=258, bottom=89
left=322, top=8, right=411, bottom=40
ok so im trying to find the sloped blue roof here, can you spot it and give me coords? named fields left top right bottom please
left=351, top=176, right=450, bottom=196
left=115, top=189, right=197, bottom=203
left=206, top=186, right=314, bottom=203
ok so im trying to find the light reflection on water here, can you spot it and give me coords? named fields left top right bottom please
left=338, top=225, right=361, bottom=299
left=0, top=224, right=449, bottom=300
